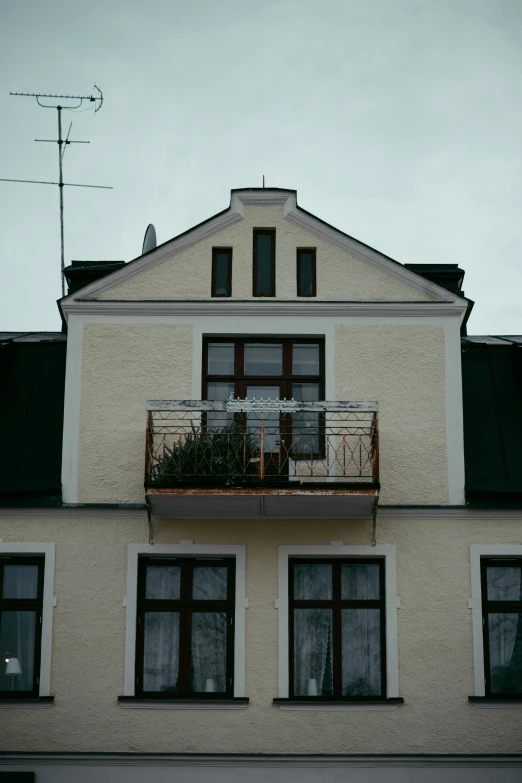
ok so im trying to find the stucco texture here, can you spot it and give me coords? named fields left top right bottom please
left=335, top=324, right=448, bottom=504
left=78, top=323, right=192, bottom=503
left=97, top=206, right=434, bottom=302
left=0, top=514, right=521, bottom=754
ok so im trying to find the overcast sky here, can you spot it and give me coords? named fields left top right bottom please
left=1, top=0, right=521, bottom=334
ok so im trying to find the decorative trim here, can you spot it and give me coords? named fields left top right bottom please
left=118, top=697, right=249, bottom=710
left=60, top=300, right=468, bottom=321
left=59, top=188, right=465, bottom=308
left=273, top=698, right=403, bottom=711
left=469, top=545, right=522, bottom=697
left=276, top=543, right=399, bottom=700
left=123, top=543, right=247, bottom=697
left=469, top=697, right=522, bottom=709
left=61, top=315, right=83, bottom=503
left=444, top=319, right=466, bottom=504
left=0, top=543, right=56, bottom=697
left=0, top=696, right=53, bottom=709
left=1, top=753, right=522, bottom=768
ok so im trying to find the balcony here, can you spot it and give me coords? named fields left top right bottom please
left=145, top=399, right=379, bottom=519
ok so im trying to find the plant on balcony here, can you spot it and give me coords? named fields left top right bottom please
left=149, top=424, right=261, bottom=486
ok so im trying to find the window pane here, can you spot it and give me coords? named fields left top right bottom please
left=0, top=611, right=36, bottom=692
left=488, top=613, right=522, bottom=693
left=341, top=564, right=380, bottom=600
left=255, top=232, right=274, bottom=295
left=246, top=384, right=280, bottom=453
left=342, top=608, right=382, bottom=696
left=292, top=383, right=320, bottom=454
left=193, top=566, right=228, bottom=600
left=207, top=382, right=235, bottom=429
left=298, top=253, right=315, bottom=296
left=292, top=344, right=320, bottom=375
left=214, top=251, right=230, bottom=296
left=145, top=565, right=181, bottom=600
left=244, top=344, right=282, bottom=375
left=143, top=612, right=180, bottom=692
left=208, top=343, right=234, bottom=375
left=487, top=566, right=522, bottom=602
left=293, top=608, right=333, bottom=696
left=191, top=612, right=227, bottom=693
left=2, top=565, right=39, bottom=599
left=294, top=564, right=332, bottom=600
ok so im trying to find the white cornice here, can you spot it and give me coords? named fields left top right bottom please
left=59, top=188, right=467, bottom=313
left=61, top=300, right=467, bottom=320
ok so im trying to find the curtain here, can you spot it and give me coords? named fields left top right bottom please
left=1, top=564, right=38, bottom=692
left=143, top=612, right=180, bottom=692
left=294, top=609, right=333, bottom=696
left=191, top=612, right=227, bottom=692
left=342, top=609, right=381, bottom=696
left=487, top=566, right=522, bottom=693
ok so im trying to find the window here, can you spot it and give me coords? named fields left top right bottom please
left=135, top=557, right=236, bottom=698
left=253, top=229, right=275, bottom=296
left=289, top=558, right=386, bottom=699
left=0, top=557, right=44, bottom=697
left=481, top=558, right=522, bottom=697
left=211, top=248, right=232, bottom=297
left=297, top=249, right=316, bottom=297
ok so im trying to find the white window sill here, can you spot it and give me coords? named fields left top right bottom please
left=469, top=697, right=522, bottom=709
left=0, top=697, right=53, bottom=709
left=118, top=697, right=249, bottom=710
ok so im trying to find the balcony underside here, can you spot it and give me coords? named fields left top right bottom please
left=146, top=486, right=379, bottom=520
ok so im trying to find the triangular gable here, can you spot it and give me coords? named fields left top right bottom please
left=60, top=189, right=462, bottom=305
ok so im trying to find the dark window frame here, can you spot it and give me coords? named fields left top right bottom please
left=288, top=557, right=386, bottom=700
left=211, top=247, right=232, bottom=298
left=296, top=248, right=317, bottom=297
left=0, top=556, right=45, bottom=699
left=253, top=229, right=276, bottom=297
left=135, top=556, right=236, bottom=699
left=480, top=557, right=522, bottom=699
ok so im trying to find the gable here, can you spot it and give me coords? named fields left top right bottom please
left=66, top=190, right=459, bottom=305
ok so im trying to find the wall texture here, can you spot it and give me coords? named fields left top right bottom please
left=78, top=323, right=193, bottom=503
left=1, top=513, right=521, bottom=755
left=335, top=324, right=448, bottom=504
left=97, top=206, right=434, bottom=302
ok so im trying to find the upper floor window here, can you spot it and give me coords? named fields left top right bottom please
left=135, top=557, right=236, bottom=698
left=211, top=248, right=232, bottom=297
left=0, top=557, right=44, bottom=697
left=297, top=249, right=316, bottom=297
left=289, top=558, right=386, bottom=699
left=481, top=558, right=522, bottom=696
left=253, top=229, right=275, bottom=297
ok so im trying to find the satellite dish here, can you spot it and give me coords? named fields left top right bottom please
left=142, top=224, right=157, bottom=255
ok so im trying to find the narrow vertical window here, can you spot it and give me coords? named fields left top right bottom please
left=253, top=230, right=275, bottom=297
left=297, top=249, right=316, bottom=297
left=211, top=248, right=232, bottom=297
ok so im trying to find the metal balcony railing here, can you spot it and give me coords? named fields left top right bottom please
left=145, top=399, right=379, bottom=488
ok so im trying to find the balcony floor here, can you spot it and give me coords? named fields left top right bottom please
left=146, top=487, right=378, bottom=520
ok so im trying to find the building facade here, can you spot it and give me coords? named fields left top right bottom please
left=0, top=189, right=521, bottom=781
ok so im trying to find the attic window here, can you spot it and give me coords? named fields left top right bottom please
left=253, top=230, right=275, bottom=297
left=211, top=249, right=232, bottom=297
left=297, top=249, right=316, bottom=297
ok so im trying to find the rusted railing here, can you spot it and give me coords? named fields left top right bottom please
left=145, top=399, right=379, bottom=487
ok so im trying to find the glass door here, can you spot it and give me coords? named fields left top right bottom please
left=245, top=383, right=287, bottom=477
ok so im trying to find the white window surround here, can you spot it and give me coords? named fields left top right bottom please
left=469, top=545, right=522, bottom=708
left=0, top=541, right=56, bottom=708
left=276, top=542, right=400, bottom=710
left=123, top=542, right=247, bottom=708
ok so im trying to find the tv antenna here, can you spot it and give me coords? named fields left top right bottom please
left=1, top=86, right=112, bottom=296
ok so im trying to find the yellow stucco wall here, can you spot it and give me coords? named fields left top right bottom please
left=78, top=324, right=193, bottom=504
left=97, top=206, right=434, bottom=302
left=0, top=514, right=520, bottom=754
left=335, top=325, right=448, bottom=504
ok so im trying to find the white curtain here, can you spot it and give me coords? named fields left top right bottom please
left=1, top=564, right=38, bottom=692
left=143, top=612, right=180, bottom=692
left=191, top=612, right=227, bottom=692
left=294, top=609, right=333, bottom=696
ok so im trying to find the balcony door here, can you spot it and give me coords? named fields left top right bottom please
left=203, top=338, right=324, bottom=481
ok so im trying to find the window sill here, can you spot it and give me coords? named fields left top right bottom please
left=0, top=696, right=54, bottom=709
left=273, top=698, right=404, bottom=711
left=118, top=696, right=249, bottom=710
left=469, top=696, right=522, bottom=709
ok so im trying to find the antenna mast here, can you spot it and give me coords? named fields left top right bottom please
left=2, top=86, right=112, bottom=296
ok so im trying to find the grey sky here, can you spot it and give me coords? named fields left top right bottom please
left=1, top=0, right=521, bottom=333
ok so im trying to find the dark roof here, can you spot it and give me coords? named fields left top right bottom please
left=0, top=332, right=66, bottom=504
left=462, top=336, right=522, bottom=507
